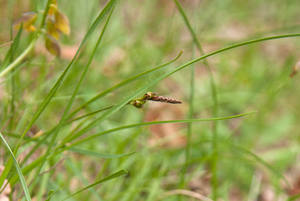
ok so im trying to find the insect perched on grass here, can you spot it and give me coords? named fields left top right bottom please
left=128, top=92, right=182, bottom=108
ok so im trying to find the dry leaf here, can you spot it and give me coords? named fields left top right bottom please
left=45, top=34, right=61, bottom=56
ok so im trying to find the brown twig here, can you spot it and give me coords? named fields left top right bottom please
left=0, top=41, right=13, bottom=49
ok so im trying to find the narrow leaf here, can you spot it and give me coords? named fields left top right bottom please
left=61, top=111, right=256, bottom=152
left=61, top=169, right=128, bottom=201
left=45, top=187, right=63, bottom=201
left=69, top=147, right=136, bottom=158
left=66, top=49, right=184, bottom=120
left=0, top=133, right=32, bottom=201
left=231, top=144, right=292, bottom=188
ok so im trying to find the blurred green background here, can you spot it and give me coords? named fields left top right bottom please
left=1, top=0, right=300, bottom=200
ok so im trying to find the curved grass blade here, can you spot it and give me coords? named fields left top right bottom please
left=0, top=133, right=31, bottom=201
left=69, top=147, right=136, bottom=158
left=66, top=105, right=113, bottom=125
left=231, top=144, right=292, bottom=188
left=2, top=0, right=117, bottom=189
left=0, top=33, right=39, bottom=78
left=61, top=169, right=128, bottom=201
left=66, top=49, right=184, bottom=120
left=60, top=111, right=256, bottom=153
left=45, top=187, right=63, bottom=201
left=63, top=33, right=300, bottom=146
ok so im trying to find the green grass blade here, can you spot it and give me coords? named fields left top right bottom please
left=0, top=33, right=39, bottom=78
left=66, top=50, right=184, bottom=120
left=179, top=42, right=195, bottom=191
left=65, top=159, right=102, bottom=200
left=45, top=187, right=63, bottom=201
left=10, top=156, right=44, bottom=186
left=61, top=169, right=128, bottom=201
left=0, top=24, right=23, bottom=70
left=20, top=128, right=55, bottom=166
left=60, top=111, right=256, bottom=153
left=231, top=144, right=292, bottom=188
left=66, top=106, right=113, bottom=125
left=174, top=1, right=219, bottom=197
left=0, top=133, right=31, bottom=201
left=45, top=190, right=55, bottom=201
left=288, top=194, right=300, bottom=201
left=173, top=0, right=206, bottom=54
left=69, top=147, right=136, bottom=158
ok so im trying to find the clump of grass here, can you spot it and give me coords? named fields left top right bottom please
left=1, top=0, right=300, bottom=200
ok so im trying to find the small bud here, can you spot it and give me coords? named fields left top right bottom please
left=290, top=60, right=300, bottom=78
left=143, top=92, right=158, bottom=100
left=129, top=99, right=146, bottom=108
left=55, top=11, right=70, bottom=35
left=45, top=34, right=61, bottom=56
left=47, top=19, right=60, bottom=40
left=48, top=3, right=58, bottom=15
left=13, top=12, right=37, bottom=31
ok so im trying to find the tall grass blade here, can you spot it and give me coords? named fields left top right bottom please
left=0, top=133, right=31, bottom=201
left=173, top=1, right=219, bottom=198
left=59, top=111, right=256, bottom=153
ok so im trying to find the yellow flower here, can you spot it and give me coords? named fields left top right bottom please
left=45, top=34, right=61, bottom=57
left=13, top=12, right=37, bottom=31
left=55, top=11, right=70, bottom=35
left=47, top=19, right=60, bottom=40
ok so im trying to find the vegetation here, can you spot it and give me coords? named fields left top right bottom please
left=0, top=0, right=300, bottom=200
